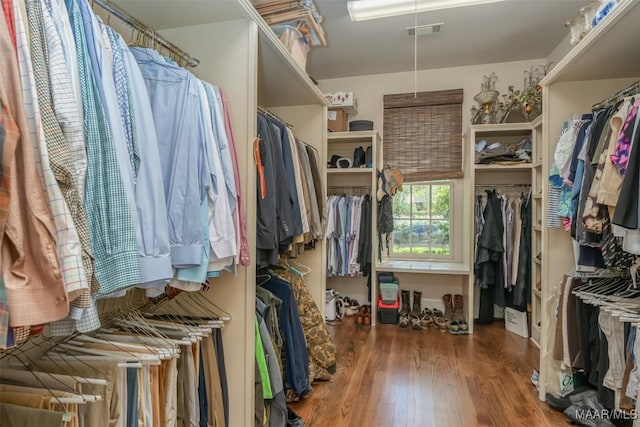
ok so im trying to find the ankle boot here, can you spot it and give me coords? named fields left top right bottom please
left=410, top=291, right=422, bottom=330
left=398, top=290, right=411, bottom=327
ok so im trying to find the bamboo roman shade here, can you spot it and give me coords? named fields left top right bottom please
left=383, top=89, right=463, bottom=182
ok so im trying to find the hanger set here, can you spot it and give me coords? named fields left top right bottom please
left=572, top=269, right=640, bottom=323
left=91, top=0, right=199, bottom=67
left=0, top=290, right=230, bottom=418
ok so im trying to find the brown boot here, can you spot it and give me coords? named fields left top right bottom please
left=398, top=290, right=411, bottom=328
left=448, top=294, right=469, bottom=334
left=436, top=294, right=453, bottom=332
left=410, top=291, right=422, bottom=330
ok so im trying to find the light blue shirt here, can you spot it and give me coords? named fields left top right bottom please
left=131, top=47, right=208, bottom=268
left=119, top=35, right=173, bottom=287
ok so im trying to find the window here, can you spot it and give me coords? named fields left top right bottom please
left=391, top=181, right=452, bottom=258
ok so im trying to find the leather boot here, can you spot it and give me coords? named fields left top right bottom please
left=410, top=290, right=422, bottom=330
left=398, top=290, right=411, bottom=328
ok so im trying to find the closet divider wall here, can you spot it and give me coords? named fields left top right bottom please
left=538, top=0, right=640, bottom=401
left=64, top=1, right=328, bottom=425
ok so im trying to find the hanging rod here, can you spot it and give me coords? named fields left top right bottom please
left=257, top=106, right=294, bottom=129
left=593, top=80, right=639, bottom=109
left=92, top=0, right=200, bottom=68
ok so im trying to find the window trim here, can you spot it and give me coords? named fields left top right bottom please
left=388, top=181, right=454, bottom=261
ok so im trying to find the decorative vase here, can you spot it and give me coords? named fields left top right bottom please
left=474, top=90, right=499, bottom=124
left=580, top=2, right=600, bottom=34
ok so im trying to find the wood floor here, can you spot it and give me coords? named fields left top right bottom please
left=289, top=320, right=568, bottom=427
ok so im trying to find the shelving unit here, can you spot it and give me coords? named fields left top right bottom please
left=465, top=121, right=541, bottom=335
left=102, top=1, right=329, bottom=424
left=326, top=131, right=382, bottom=323
left=538, top=0, right=640, bottom=402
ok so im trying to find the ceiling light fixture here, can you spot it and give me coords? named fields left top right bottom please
left=347, top=0, right=506, bottom=21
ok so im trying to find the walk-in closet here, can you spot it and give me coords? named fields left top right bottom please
left=1, top=0, right=639, bottom=426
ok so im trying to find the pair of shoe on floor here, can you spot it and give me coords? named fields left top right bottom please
left=398, top=291, right=468, bottom=334
left=355, top=305, right=371, bottom=325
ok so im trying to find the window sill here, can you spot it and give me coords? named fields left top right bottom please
left=376, top=260, right=470, bottom=275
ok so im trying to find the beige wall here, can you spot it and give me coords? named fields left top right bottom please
left=319, top=58, right=545, bottom=306
left=319, top=58, right=546, bottom=132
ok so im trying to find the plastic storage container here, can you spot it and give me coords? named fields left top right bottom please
left=377, top=296, right=399, bottom=324
left=379, top=281, right=399, bottom=304
left=271, top=25, right=310, bottom=71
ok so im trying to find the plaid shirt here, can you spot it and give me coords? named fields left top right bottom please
left=67, top=0, right=141, bottom=295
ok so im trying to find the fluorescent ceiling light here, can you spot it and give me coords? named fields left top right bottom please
left=347, top=0, right=506, bottom=21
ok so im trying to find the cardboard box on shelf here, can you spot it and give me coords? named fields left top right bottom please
left=328, top=108, right=348, bottom=132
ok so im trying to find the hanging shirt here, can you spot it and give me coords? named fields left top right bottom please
left=0, top=11, right=68, bottom=327
left=118, top=33, right=173, bottom=288
left=132, top=47, right=209, bottom=268
left=20, top=0, right=91, bottom=321
left=66, top=0, right=142, bottom=295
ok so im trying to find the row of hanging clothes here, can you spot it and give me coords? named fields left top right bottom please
left=255, top=109, right=325, bottom=267
left=0, top=290, right=231, bottom=427
left=324, top=191, right=373, bottom=278
left=0, top=0, right=249, bottom=348
left=547, top=270, right=640, bottom=423
left=548, top=81, right=640, bottom=273
left=474, top=185, right=532, bottom=323
left=255, top=260, right=337, bottom=427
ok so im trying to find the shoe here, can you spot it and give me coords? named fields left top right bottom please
left=438, top=294, right=453, bottom=332
left=363, top=306, right=372, bottom=325
left=355, top=306, right=366, bottom=325
left=420, top=308, right=434, bottom=328
left=353, top=146, right=365, bottom=167
left=410, top=291, right=422, bottom=330
left=398, top=290, right=411, bottom=328
left=449, top=294, right=468, bottom=334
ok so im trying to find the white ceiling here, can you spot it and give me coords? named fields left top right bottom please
left=108, top=0, right=592, bottom=80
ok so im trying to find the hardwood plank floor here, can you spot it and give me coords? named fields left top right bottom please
left=289, top=320, right=568, bottom=427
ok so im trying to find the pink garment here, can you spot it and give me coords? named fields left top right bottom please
left=220, top=89, right=250, bottom=267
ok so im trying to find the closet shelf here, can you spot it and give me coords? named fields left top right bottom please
left=533, top=225, right=542, bottom=232
left=534, top=258, right=542, bottom=266
left=533, top=194, right=542, bottom=200
left=474, top=163, right=532, bottom=171
left=530, top=115, right=543, bottom=129
left=327, top=168, right=374, bottom=175
left=540, top=0, right=640, bottom=85
left=533, top=288, right=541, bottom=298
left=328, top=131, right=380, bottom=143
left=533, top=162, right=543, bottom=168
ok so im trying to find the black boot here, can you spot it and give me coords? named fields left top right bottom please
left=411, top=290, right=422, bottom=330
left=398, top=290, right=411, bottom=327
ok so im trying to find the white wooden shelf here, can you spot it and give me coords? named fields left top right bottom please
left=474, top=163, right=533, bottom=171
left=540, top=0, right=640, bottom=85
left=328, top=130, right=380, bottom=143
left=533, top=225, right=542, bottom=231
left=533, top=288, right=541, bottom=298
left=376, top=260, right=470, bottom=275
left=327, top=168, right=374, bottom=175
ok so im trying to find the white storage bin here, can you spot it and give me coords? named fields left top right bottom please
left=271, top=24, right=309, bottom=71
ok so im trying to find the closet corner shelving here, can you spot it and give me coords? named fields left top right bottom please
left=465, top=120, right=542, bottom=336
left=326, top=130, right=382, bottom=324
left=538, top=0, right=640, bottom=402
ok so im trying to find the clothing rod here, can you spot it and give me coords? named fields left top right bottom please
left=593, top=80, right=639, bottom=109
left=257, top=106, right=294, bottom=129
left=92, top=0, right=200, bottom=68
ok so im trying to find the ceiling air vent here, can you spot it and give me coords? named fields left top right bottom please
left=405, top=23, right=443, bottom=37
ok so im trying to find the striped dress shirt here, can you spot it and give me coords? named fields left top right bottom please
left=66, top=0, right=141, bottom=296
